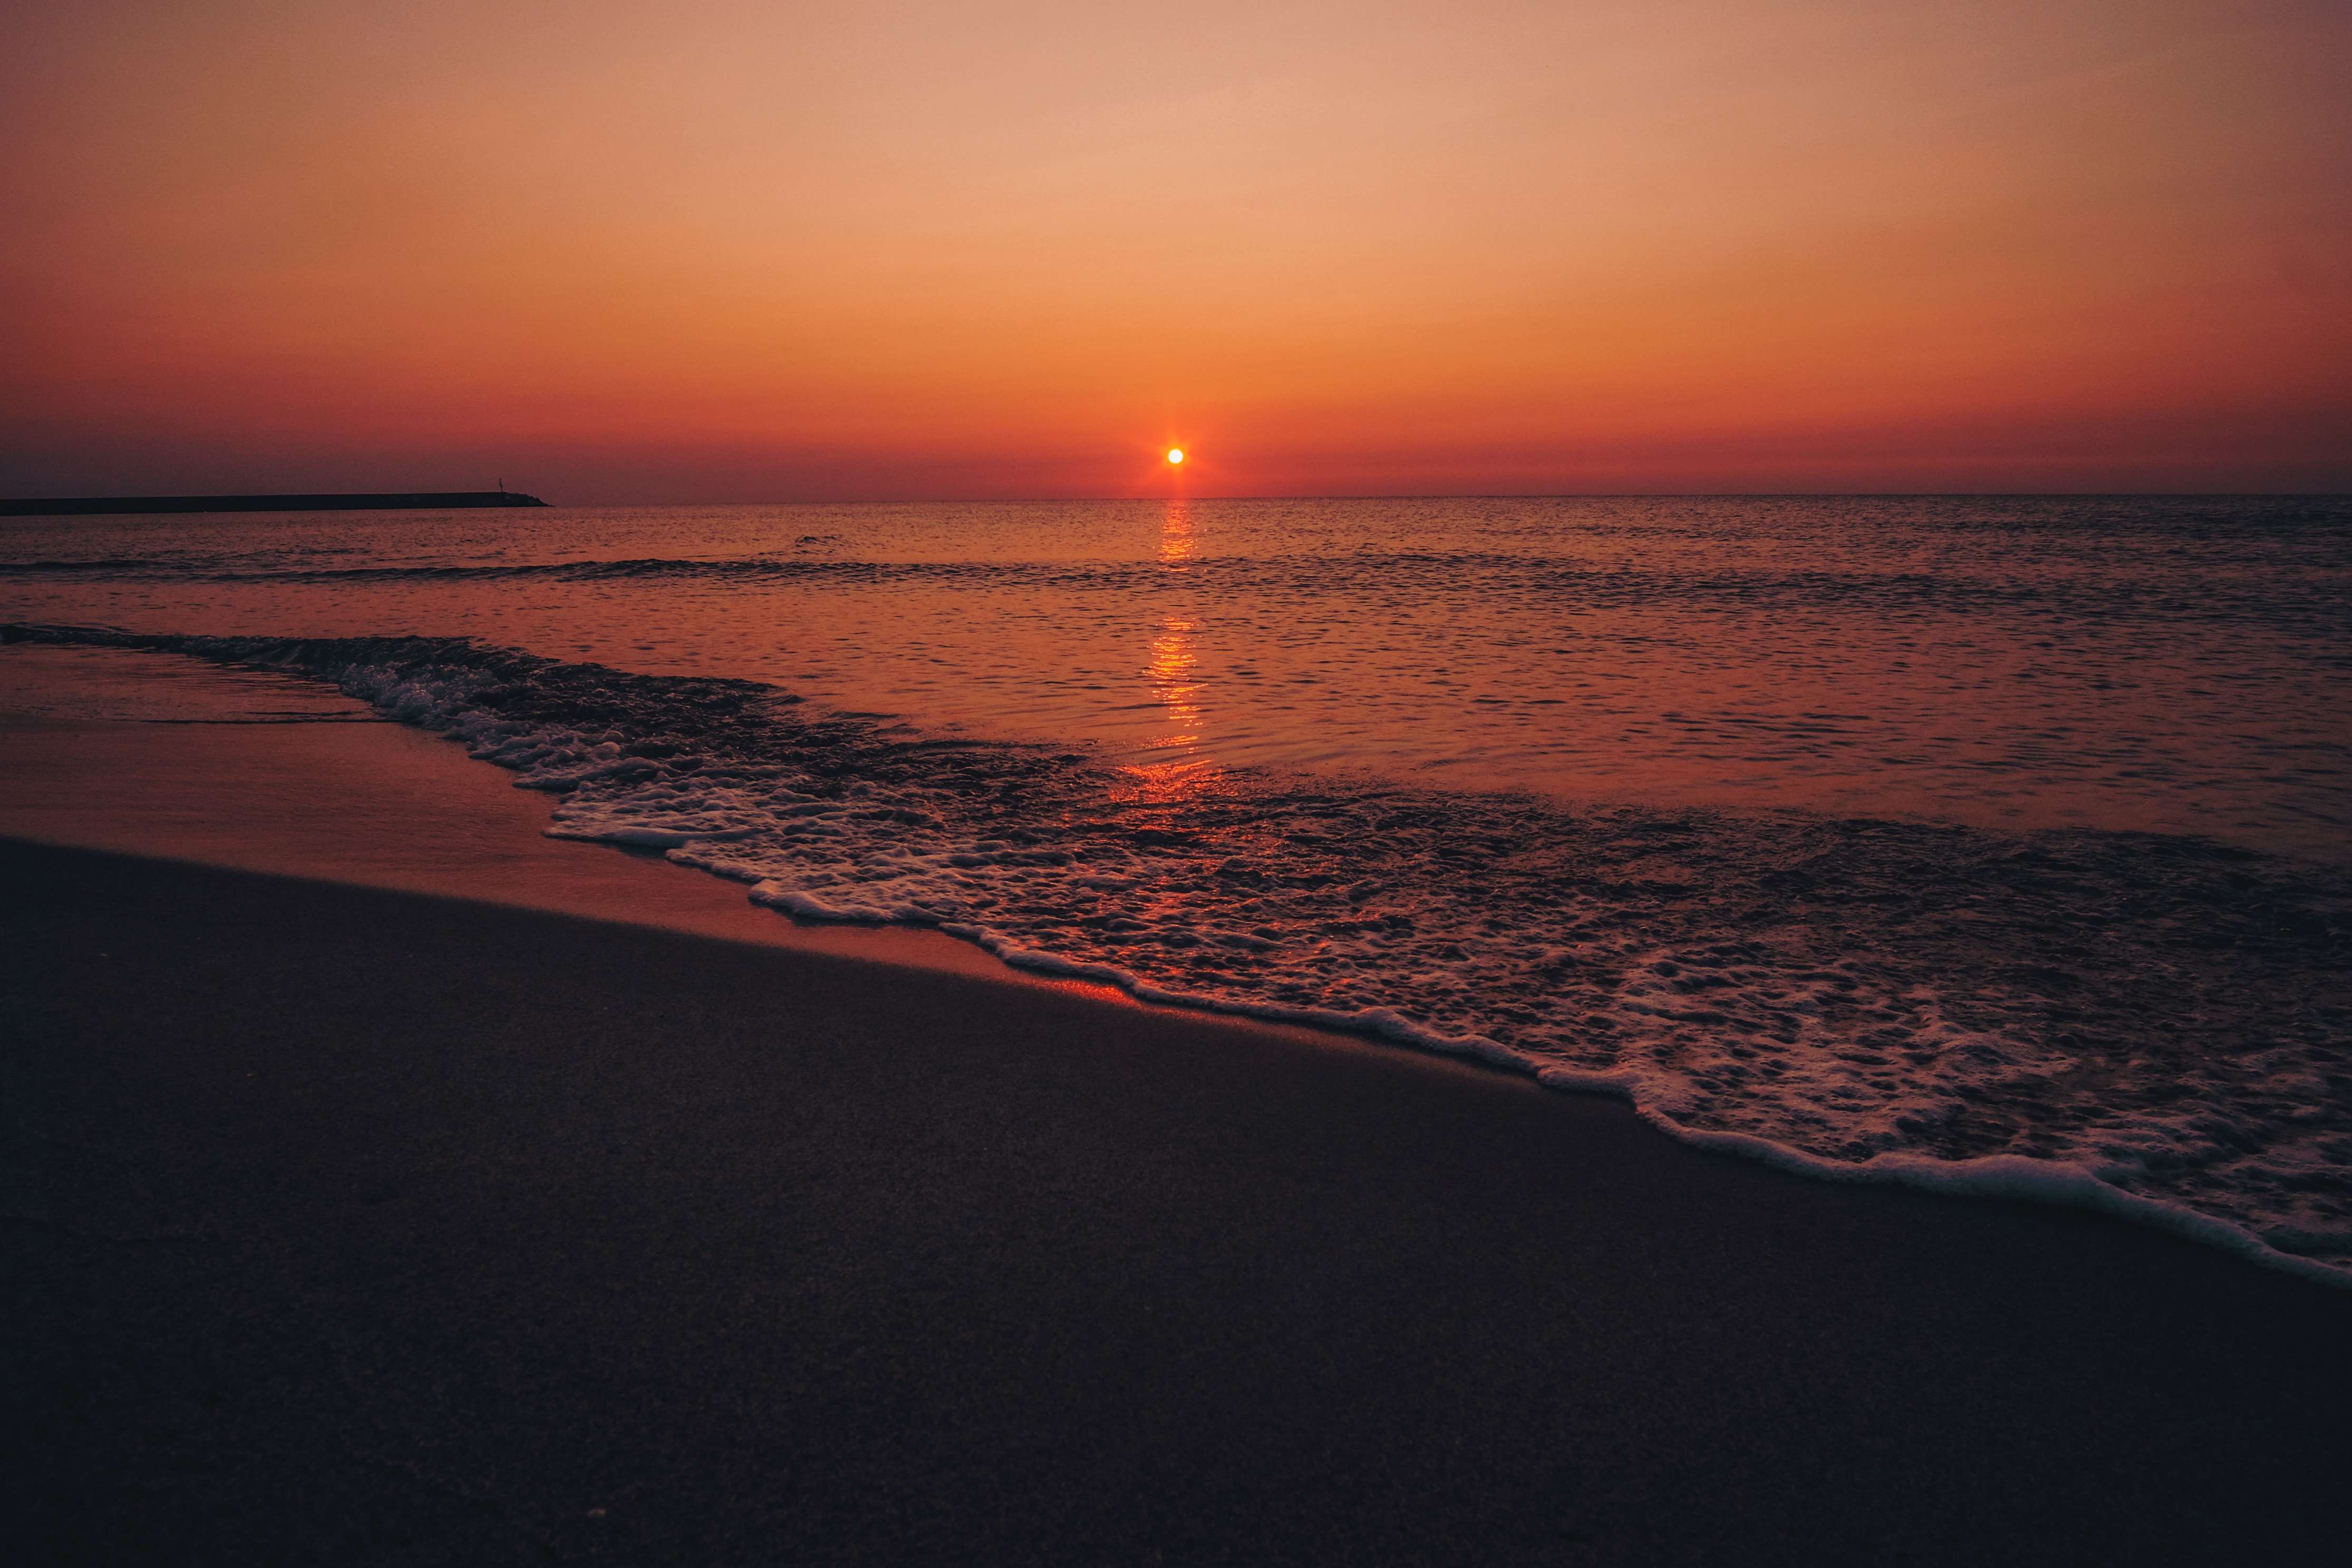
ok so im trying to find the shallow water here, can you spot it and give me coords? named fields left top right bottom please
left=8, top=495, right=2347, bottom=857
left=5, top=495, right=2348, bottom=1280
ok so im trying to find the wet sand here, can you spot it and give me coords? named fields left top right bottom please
left=6, top=835, right=2350, bottom=1566
left=0, top=640, right=1105, bottom=990
left=5, top=642, right=2350, bottom=1563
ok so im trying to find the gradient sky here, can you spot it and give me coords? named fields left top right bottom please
left=5, top=0, right=2347, bottom=499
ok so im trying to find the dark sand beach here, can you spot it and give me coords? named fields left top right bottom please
left=7, top=834, right=2350, bottom=1566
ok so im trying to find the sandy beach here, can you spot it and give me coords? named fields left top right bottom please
left=6, top=833, right=2349, bottom=1565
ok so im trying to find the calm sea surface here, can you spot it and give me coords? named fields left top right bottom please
left=6, top=495, right=2348, bottom=1278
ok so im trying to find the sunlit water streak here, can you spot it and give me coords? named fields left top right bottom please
left=8, top=495, right=2346, bottom=856
left=5, top=495, right=2347, bottom=1279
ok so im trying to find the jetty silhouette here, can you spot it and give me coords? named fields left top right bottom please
left=2, top=489, right=550, bottom=516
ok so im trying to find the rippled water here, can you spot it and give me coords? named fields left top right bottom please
left=7, top=495, right=2348, bottom=856
left=4, top=496, right=2348, bottom=1280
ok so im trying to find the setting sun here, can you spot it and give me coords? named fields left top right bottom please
left=1167, top=449, right=1184, bottom=465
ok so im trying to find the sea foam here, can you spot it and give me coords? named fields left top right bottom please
left=10, top=624, right=2347, bottom=1285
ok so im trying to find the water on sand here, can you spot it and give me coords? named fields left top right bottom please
left=5, top=495, right=2347, bottom=1277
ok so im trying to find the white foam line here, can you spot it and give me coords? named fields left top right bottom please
left=1591, top=1095, right=2352, bottom=1291
left=808, top=907, right=2352, bottom=1291
left=50, top=630, right=2334, bottom=1293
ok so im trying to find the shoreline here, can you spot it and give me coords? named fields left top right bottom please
left=0, top=638, right=1149, bottom=998
left=7, top=836, right=2348, bottom=1564
left=6, top=636, right=2348, bottom=1290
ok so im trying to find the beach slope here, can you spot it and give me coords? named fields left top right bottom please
left=5, top=837, right=2346, bottom=1565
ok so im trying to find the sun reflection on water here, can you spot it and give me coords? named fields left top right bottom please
left=1124, top=499, right=1224, bottom=800
left=1147, top=617, right=1202, bottom=746
left=1158, top=497, right=1194, bottom=568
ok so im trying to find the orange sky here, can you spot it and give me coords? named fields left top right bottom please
left=4, top=0, right=2347, bottom=499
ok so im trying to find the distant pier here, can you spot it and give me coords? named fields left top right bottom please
left=1, top=491, right=551, bottom=517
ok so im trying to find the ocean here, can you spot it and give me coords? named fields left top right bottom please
left=5, top=493, right=2348, bottom=1280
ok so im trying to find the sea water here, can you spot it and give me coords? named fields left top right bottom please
left=5, top=496, right=2347, bottom=1280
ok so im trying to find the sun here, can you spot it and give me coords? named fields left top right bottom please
left=1166, top=448, right=1185, bottom=464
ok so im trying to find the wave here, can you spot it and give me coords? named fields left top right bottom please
left=8, top=620, right=2349, bottom=1285
left=4, top=551, right=2344, bottom=635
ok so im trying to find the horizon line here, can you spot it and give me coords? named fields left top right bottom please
left=11, top=489, right=2348, bottom=508
left=528, top=489, right=2352, bottom=505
